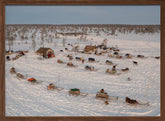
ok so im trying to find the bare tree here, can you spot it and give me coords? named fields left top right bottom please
left=103, top=39, right=108, bottom=47
left=62, top=37, right=66, bottom=47
left=32, top=39, right=36, bottom=51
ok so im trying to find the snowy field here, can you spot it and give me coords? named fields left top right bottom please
left=5, top=25, right=160, bottom=116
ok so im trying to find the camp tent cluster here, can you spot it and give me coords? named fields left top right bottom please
left=36, top=47, right=55, bottom=58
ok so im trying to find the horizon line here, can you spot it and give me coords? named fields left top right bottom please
left=5, top=24, right=160, bottom=26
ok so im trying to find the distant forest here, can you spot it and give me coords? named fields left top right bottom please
left=5, top=24, right=160, bottom=49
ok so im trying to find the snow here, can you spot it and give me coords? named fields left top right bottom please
left=5, top=27, right=160, bottom=116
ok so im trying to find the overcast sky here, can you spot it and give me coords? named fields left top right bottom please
left=5, top=5, right=160, bottom=25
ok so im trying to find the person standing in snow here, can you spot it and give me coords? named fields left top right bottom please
left=112, top=65, right=117, bottom=71
left=100, top=89, right=105, bottom=93
left=82, top=59, right=84, bottom=64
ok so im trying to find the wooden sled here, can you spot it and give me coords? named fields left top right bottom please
left=69, top=88, right=88, bottom=97
left=47, top=83, right=64, bottom=91
left=67, top=62, right=78, bottom=67
left=16, top=73, right=26, bottom=80
left=96, top=90, right=118, bottom=102
left=107, top=54, right=115, bottom=58
left=88, top=60, right=100, bottom=63
left=27, top=78, right=43, bottom=84
left=85, top=66, right=98, bottom=71
left=10, top=67, right=17, bottom=74
left=106, top=69, right=121, bottom=75
left=125, top=97, right=150, bottom=107
left=116, top=55, right=123, bottom=59
left=57, top=59, right=66, bottom=64
left=121, top=68, right=129, bottom=72
left=96, top=92, right=109, bottom=99
left=105, top=60, right=113, bottom=65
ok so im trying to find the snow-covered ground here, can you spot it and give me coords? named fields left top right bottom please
left=5, top=27, right=160, bottom=116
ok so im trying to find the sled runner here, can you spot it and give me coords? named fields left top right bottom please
left=138, top=102, right=150, bottom=106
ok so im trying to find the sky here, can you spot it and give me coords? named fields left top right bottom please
left=5, top=5, right=160, bottom=25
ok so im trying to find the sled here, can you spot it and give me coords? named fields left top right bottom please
left=67, top=62, right=78, bottom=67
left=27, top=78, right=43, bottom=84
left=10, top=67, right=17, bottom=74
left=86, top=69, right=98, bottom=72
left=88, top=60, right=100, bottom=63
left=69, top=88, right=80, bottom=95
left=47, top=84, right=64, bottom=91
left=69, top=88, right=88, bottom=97
left=16, top=73, right=26, bottom=80
left=107, top=54, right=115, bottom=58
left=85, top=66, right=98, bottom=71
left=105, top=60, right=113, bottom=65
left=125, top=54, right=133, bottom=59
left=96, top=89, right=118, bottom=101
left=121, top=68, right=129, bottom=72
left=57, top=59, right=66, bottom=64
left=106, top=69, right=121, bottom=75
left=116, top=55, right=123, bottom=59
left=125, top=97, right=150, bottom=107
left=96, top=91, right=109, bottom=99
left=75, top=57, right=84, bottom=61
